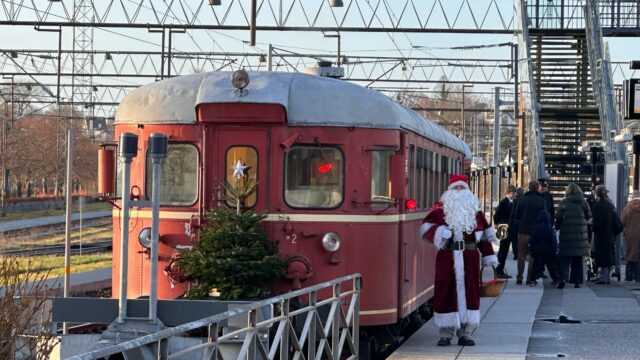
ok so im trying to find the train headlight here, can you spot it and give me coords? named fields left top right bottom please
left=138, top=227, right=152, bottom=249
left=322, top=232, right=342, bottom=253
left=231, top=69, right=250, bottom=90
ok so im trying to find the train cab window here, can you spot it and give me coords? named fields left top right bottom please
left=408, top=145, right=415, bottom=201
left=145, top=144, right=198, bottom=206
left=285, top=146, right=344, bottom=209
left=371, top=150, right=395, bottom=202
left=225, top=146, right=258, bottom=208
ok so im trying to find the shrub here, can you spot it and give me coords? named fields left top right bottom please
left=176, top=208, right=286, bottom=300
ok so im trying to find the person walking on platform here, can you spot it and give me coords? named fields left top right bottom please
left=507, top=187, right=525, bottom=261
left=421, top=174, right=498, bottom=347
left=494, top=185, right=517, bottom=279
left=529, top=210, right=559, bottom=285
left=622, top=193, right=640, bottom=282
left=538, top=178, right=556, bottom=221
left=591, top=185, right=621, bottom=284
left=512, top=180, right=547, bottom=285
left=555, top=183, right=592, bottom=289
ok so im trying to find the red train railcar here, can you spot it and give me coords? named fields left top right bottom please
left=105, top=71, right=470, bottom=335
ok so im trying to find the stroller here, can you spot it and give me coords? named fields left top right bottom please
left=585, top=251, right=622, bottom=282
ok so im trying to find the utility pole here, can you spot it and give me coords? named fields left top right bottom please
left=1, top=75, right=15, bottom=217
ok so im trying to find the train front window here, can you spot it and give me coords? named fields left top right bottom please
left=371, top=150, right=395, bottom=202
left=225, top=146, right=258, bottom=208
left=285, top=146, right=344, bottom=209
left=146, top=144, right=198, bottom=206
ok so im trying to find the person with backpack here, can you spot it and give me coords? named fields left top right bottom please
left=591, top=185, right=623, bottom=284
left=529, top=209, right=559, bottom=286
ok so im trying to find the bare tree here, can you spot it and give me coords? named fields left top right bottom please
left=0, top=257, right=58, bottom=359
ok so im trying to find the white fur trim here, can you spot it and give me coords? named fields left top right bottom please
left=475, top=230, right=483, bottom=242
left=420, top=222, right=434, bottom=240
left=482, top=254, right=498, bottom=267
left=434, top=312, right=461, bottom=329
left=484, top=227, right=498, bottom=243
left=448, top=180, right=470, bottom=190
left=453, top=249, right=468, bottom=325
left=434, top=226, right=452, bottom=250
left=466, top=309, right=481, bottom=325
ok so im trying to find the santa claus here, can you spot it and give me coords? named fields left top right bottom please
left=420, top=174, right=498, bottom=346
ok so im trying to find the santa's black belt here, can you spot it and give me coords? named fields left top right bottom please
left=444, top=241, right=477, bottom=251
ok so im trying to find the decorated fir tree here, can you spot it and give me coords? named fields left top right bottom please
left=176, top=160, right=285, bottom=300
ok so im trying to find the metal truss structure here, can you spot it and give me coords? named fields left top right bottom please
left=0, top=48, right=515, bottom=116
left=0, top=0, right=514, bottom=34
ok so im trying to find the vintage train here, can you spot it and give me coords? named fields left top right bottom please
left=99, top=70, right=471, bottom=351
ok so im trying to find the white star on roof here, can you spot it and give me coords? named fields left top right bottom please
left=232, top=160, right=249, bottom=179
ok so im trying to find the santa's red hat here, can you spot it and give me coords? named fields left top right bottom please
left=448, top=174, right=469, bottom=190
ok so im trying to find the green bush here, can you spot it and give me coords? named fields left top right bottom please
left=176, top=208, right=286, bottom=300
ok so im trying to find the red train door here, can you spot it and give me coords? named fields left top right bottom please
left=212, top=127, right=269, bottom=210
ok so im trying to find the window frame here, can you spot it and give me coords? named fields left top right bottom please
left=144, top=142, right=200, bottom=207
left=370, top=148, right=397, bottom=203
left=224, top=144, right=259, bottom=209
left=283, top=145, right=345, bottom=210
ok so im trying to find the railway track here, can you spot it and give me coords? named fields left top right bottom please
left=2, top=217, right=112, bottom=242
left=1, top=240, right=112, bottom=257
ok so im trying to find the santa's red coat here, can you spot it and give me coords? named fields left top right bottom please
left=420, top=202, right=498, bottom=329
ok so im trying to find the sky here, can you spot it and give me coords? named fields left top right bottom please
left=0, top=0, right=638, bottom=118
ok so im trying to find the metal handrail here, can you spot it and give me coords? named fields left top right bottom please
left=68, top=273, right=361, bottom=360
left=526, top=0, right=640, bottom=32
left=584, top=0, right=626, bottom=162
left=516, top=0, right=548, bottom=179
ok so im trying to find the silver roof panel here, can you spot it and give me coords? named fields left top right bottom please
left=115, top=71, right=471, bottom=158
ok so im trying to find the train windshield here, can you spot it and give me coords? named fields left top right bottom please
left=145, top=143, right=198, bottom=206
left=285, top=146, right=344, bottom=209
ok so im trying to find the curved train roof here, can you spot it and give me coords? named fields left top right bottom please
left=116, top=71, right=471, bottom=158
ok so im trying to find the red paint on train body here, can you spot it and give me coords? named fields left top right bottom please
left=107, top=71, right=470, bottom=327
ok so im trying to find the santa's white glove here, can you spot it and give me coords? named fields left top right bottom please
left=434, top=226, right=452, bottom=250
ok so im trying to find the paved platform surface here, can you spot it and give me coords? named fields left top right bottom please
left=391, top=247, right=640, bottom=360
left=0, top=210, right=111, bottom=233
left=390, top=249, right=542, bottom=360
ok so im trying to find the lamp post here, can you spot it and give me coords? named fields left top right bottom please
left=461, top=84, right=473, bottom=142
left=324, top=33, right=342, bottom=67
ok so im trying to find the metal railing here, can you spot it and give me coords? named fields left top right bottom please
left=584, top=0, right=626, bottom=162
left=516, top=0, right=548, bottom=179
left=68, top=274, right=361, bottom=360
left=526, top=0, right=640, bottom=34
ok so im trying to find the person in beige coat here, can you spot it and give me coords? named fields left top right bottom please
left=622, top=194, right=640, bottom=282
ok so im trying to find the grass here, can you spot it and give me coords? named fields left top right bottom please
left=0, top=201, right=112, bottom=223
left=0, top=226, right=113, bottom=251
left=14, top=253, right=112, bottom=278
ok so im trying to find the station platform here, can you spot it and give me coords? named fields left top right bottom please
left=0, top=210, right=111, bottom=233
left=390, top=246, right=640, bottom=360
left=390, top=251, right=542, bottom=360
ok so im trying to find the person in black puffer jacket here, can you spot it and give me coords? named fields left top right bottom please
left=555, top=183, right=592, bottom=289
left=529, top=210, right=558, bottom=285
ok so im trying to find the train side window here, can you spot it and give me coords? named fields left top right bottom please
left=225, top=146, right=258, bottom=208
left=284, top=146, right=344, bottom=209
left=371, top=150, right=395, bottom=202
left=146, top=143, right=198, bottom=206
left=416, top=147, right=424, bottom=208
left=408, top=145, right=415, bottom=201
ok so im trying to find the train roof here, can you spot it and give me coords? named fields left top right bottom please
left=115, top=71, right=471, bottom=158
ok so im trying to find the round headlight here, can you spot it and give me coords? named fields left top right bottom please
left=138, top=227, right=152, bottom=249
left=322, top=232, right=342, bottom=253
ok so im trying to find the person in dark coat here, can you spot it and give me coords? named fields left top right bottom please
left=591, top=185, right=619, bottom=284
left=529, top=210, right=559, bottom=285
left=555, top=183, right=592, bottom=289
left=512, top=180, right=547, bottom=284
left=538, top=178, right=555, bottom=221
left=507, top=187, right=525, bottom=260
left=494, top=185, right=517, bottom=279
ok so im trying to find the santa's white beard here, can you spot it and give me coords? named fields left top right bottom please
left=441, top=189, right=479, bottom=235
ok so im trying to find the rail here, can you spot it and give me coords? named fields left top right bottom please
left=516, top=0, right=548, bottom=179
left=68, top=273, right=361, bottom=360
left=584, top=0, right=626, bottom=162
left=0, top=240, right=112, bottom=257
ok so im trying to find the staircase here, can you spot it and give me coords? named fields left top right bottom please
left=530, top=30, right=603, bottom=199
